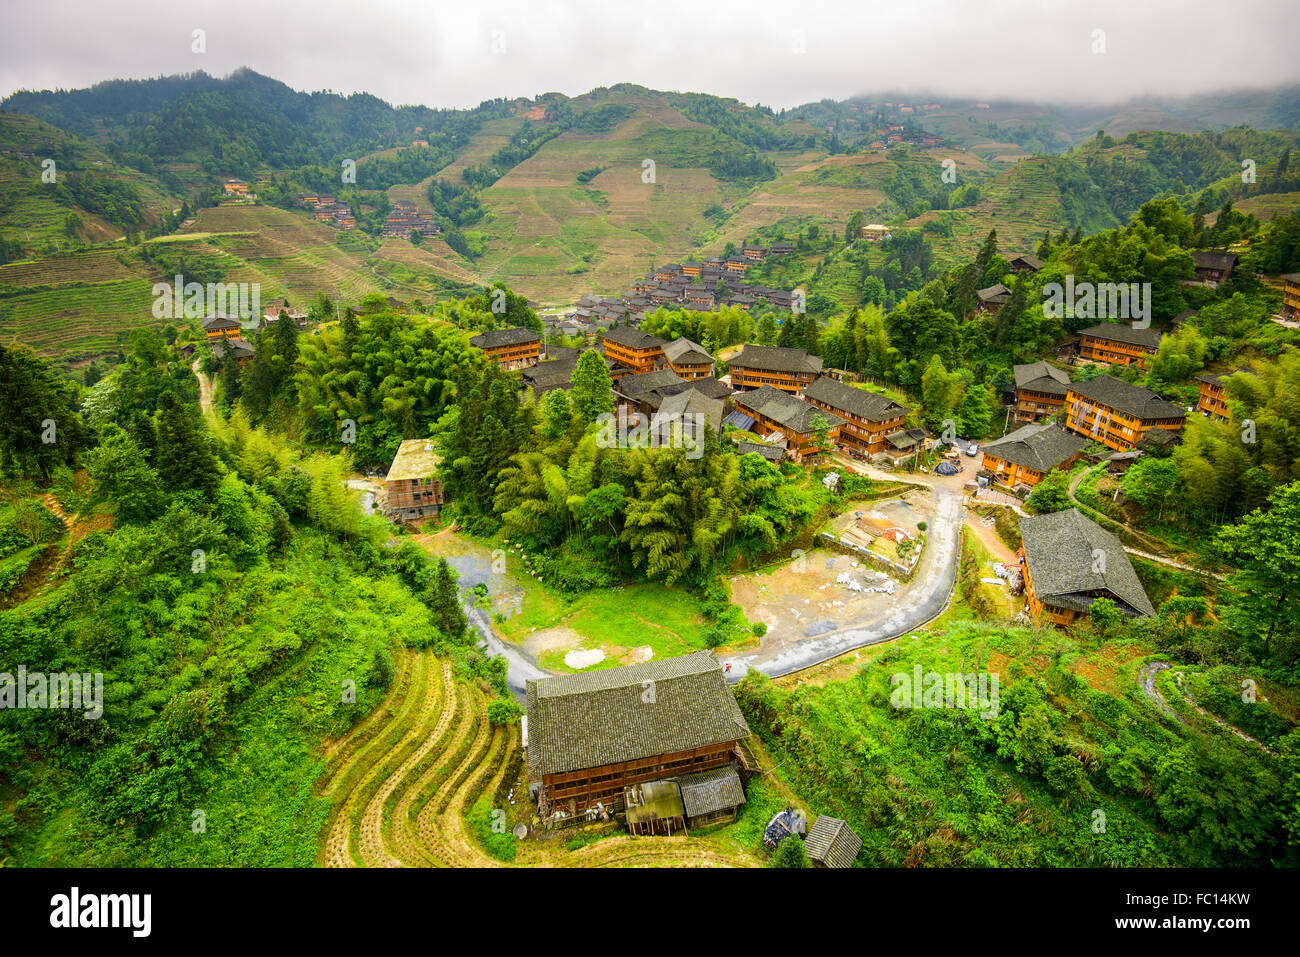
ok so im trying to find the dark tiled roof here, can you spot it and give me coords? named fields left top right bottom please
left=806, top=816, right=862, bottom=868
left=728, top=345, right=823, bottom=375
left=657, top=389, right=724, bottom=432
left=1195, top=366, right=1251, bottom=386
left=686, top=377, right=732, bottom=400
left=734, top=385, right=847, bottom=435
left=210, top=338, right=255, bottom=359
left=1019, top=508, right=1155, bottom=617
left=1067, top=375, right=1185, bottom=421
left=982, top=423, right=1088, bottom=473
left=615, top=369, right=685, bottom=397
left=884, top=428, right=927, bottom=450
left=1191, top=251, right=1238, bottom=271
left=1013, top=360, right=1070, bottom=396
left=1077, top=322, right=1162, bottom=349
left=803, top=376, right=910, bottom=422
left=663, top=337, right=712, bottom=366
left=732, top=439, right=785, bottom=462
left=469, top=326, right=540, bottom=349
left=603, top=325, right=667, bottom=351
left=976, top=283, right=1011, bottom=302
left=1009, top=254, right=1045, bottom=271
left=675, top=766, right=745, bottom=819
left=524, top=652, right=750, bottom=777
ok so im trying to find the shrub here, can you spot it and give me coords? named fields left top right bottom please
left=467, top=800, right=517, bottom=861
left=487, top=698, right=524, bottom=726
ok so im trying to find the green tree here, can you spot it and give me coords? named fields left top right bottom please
left=1026, top=470, right=1073, bottom=514
left=770, top=834, right=809, bottom=868
left=569, top=349, right=614, bottom=423
left=1215, top=482, right=1300, bottom=659
left=154, top=391, right=219, bottom=496
left=0, top=344, right=90, bottom=479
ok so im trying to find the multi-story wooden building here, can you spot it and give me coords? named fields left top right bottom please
left=1077, top=322, right=1162, bottom=368
left=732, top=385, right=845, bottom=461
left=979, top=423, right=1088, bottom=489
left=1011, top=360, right=1071, bottom=422
left=1063, top=375, right=1186, bottom=452
left=384, top=439, right=446, bottom=523
left=525, top=652, right=750, bottom=824
left=1191, top=251, right=1238, bottom=285
left=1194, top=367, right=1249, bottom=422
left=975, top=283, right=1011, bottom=313
left=602, top=325, right=668, bottom=375
left=202, top=315, right=242, bottom=340
left=1281, top=273, right=1300, bottom=318
left=662, top=337, right=714, bottom=378
left=861, top=224, right=890, bottom=242
left=802, top=376, right=909, bottom=456
left=468, top=327, right=542, bottom=370
left=1018, top=509, right=1155, bottom=625
left=727, top=346, right=823, bottom=393
left=1008, top=253, right=1044, bottom=274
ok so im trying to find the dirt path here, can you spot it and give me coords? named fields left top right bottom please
left=1068, top=465, right=1224, bottom=578
left=965, top=513, right=1016, bottom=565
left=1147, top=663, right=1279, bottom=756
left=1138, top=661, right=1182, bottom=721
left=192, top=358, right=213, bottom=415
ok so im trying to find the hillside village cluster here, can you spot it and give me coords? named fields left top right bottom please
left=192, top=233, right=1274, bottom=658
left=37, top=95, right=1281, bottom=865
left=175, top=176, right=1299, bottom=856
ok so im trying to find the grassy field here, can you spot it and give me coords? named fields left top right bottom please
left=494, top=553, right=710, bottom=671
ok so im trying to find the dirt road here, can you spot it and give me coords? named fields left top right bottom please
left=192, top=358, right=213, bottom=415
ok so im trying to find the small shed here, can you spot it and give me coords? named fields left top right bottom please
left=822, top=471, right=843, bottom=494
left=675, top=766, right=746, bottom=827
left=624, top=781, right=685, bottom=836
left=805, top=815, right=862, bottom=868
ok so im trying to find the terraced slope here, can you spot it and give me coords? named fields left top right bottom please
left=316, top=647, right=757, bottom=868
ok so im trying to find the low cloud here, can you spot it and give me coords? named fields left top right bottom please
left=0, top=0, right=1294, bottom=109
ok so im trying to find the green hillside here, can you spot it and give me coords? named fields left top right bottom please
left=0, top=113, right=187, bottom=252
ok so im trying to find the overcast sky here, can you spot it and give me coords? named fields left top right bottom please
left=2, top=0, right=1296, bottom=110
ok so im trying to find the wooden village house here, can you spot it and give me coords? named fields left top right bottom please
left=727, top=345, right=823, bottom=393
left=1076, top=323, right=1162, bottom=368
left=469, top=327, right=542, bottom=370
left=979, top=423, right=1088, bottom=490
left=1018, top=508, right=1155, bottom=625
left=384, top=439, right=446, bottom=523
left=1011, top=360, right=1071, bottom=422
left=1063, top=375, right=1186, bottom=452
left=525, top=652, right=751, bottom=829
left=802, top=376, right=910, bottom=456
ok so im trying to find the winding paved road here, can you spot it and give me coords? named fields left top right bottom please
left=721, top=486, right=965, bottom=681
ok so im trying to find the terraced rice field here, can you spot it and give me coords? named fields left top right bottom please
left=316, top=648, right=757, bottom=868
